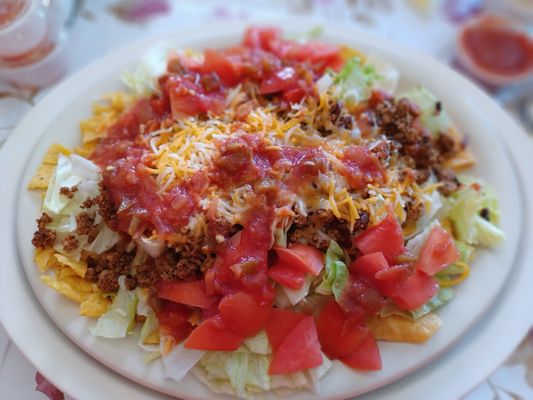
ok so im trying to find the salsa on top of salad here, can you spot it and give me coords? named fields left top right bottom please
left=29, top=27, right=504, bottom=398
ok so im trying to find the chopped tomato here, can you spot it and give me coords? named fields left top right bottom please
left=269, top=316, right=323, bottom=374
left=374, top=264, right=411, bottom=297
left=156, top=301, right=193, bottom=343
left=316, top=300, right=369, bottom=359
left=268, top=261, right=306, bottom=289
left=203, top=49, right=242, bottom=86
left=204, top=269, right=216, bottom=296
left=157, top=280, right=216, bottom=309
left=243, top=27, right=281, bottom=51
left=265, top=308, right=306, bottom=352
left=416, top=225, right=460, bottom=276
left=392, top=271, right=438, bottom=310
left=341, top=146, right=385, bottom=190
left=219, top=292, right=272, bottom=337
left=353, top=211, right=405, bottom=263
left=274, top=244, right=324, bottom=276
left=184, top=314, right=244, bottom=351
left=167, top=75, right=225, bottom=116
left=340, top=333, right=382, bottom=371
left=338, top=277, right=386, bottom=316
left=350, top=252, right=389, bottom=282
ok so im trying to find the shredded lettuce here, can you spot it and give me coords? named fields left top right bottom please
left=281, top=275, right=314, bottom=306
left=333, top=57, right=379, bottom=105
left=401, top=85, right=452, bottom=135
left=91, top=276, right=138, bottom=339
left=380, top=287, right=454, bottom=320
left=193, top=331, right=331, bottom=399
left=122, top=41, right=174, bottom=96
left=316, top=240, right=349, bottom=300
left=410, top=288, right=455, bottom=320
left=443, top=180, right=504, bottom=247
left=161, top=341, right=205, bottom=382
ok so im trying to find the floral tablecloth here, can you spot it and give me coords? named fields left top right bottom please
left=0, top=1, right=531, bottom=399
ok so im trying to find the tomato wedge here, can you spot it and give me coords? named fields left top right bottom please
left=269, top=316, right=323, bottom=375
left=353, top=212, right=405, bottom=263
left=374, top=264, right=411, bottom=297
left=274, top=244, right=324, bottom=276
left=391, top=271, right=439, bottom=310
left=184, top=314, right=244, bottom=351
left=339, top=333, right=382, bottom=371
left=416, top=225, right=460, bottom=276
left=203, top=49, right=242, bottom=86
left=219, top=292, right=272, bottom=337
left=316, top=300, right=369, bottom=359
left=268, top=261, right=306, bottom=289
left=350, top=252, right=389, bottom=282
left=157, top=280, right=216, bottom=309
left=156, top=301, right=193, bottom=343
left=265, top=308, right=306, bottom=352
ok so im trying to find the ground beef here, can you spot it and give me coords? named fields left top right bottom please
left=59, top=186, right=78, bottom=199
left=31, top=213, right=56, bottom=249
left=75, top=212, right=95, bottom=235
left=134, top=260, right=160, bottom=288
left=155, top=241, right=210, bottom=281
left=62, top=234, right=79, bottom=252
left=81, top=183, right=118, bottom=227
left=288, top=209, right=354, bottom=251
left=434, top=167, right=461, bottom=196
left=353, top=210, right=370, bottom=232
left=373, top=98, right=438, bottom=169
left=206, top=217, right=242, bottom=252
left=85, top=244, right=135, bottom=292
left=124, top=275, right=137, bottom=290
left=435, top=133, right=457, bottom=160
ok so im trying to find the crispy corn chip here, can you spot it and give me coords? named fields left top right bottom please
left=61, top=275, right=95, bottom=293
left=34, top=248, right=56, bottom=273
left=145, top=329, right=160, bottom=345
left=80, top=293, right=111, bottom=317
left=339, top=45, right=366, bottom=62
left=74, top=141, right=97, bottom=158
left=41, top=143, right=71, bottom=164
left=446, top=149, right=476, bottom=171
left=40, top=275, right=89, bottom=303
left=367, top=313, right=442, bottom=344
left=27, top=164, right=56, bottom=190
left=54, top=253, right=87, bottom=278
left=58, top=265, right=79, bottom=279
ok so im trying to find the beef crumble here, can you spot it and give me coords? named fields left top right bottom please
left=31, top=213, right=56, bottom=249
left=59, top=186, right=78, bottom=199
left=85, top=244, right=135, bottom=292
left=62, top=234, right=79, bottom=252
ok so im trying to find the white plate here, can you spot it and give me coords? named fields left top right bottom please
left=1, top=20, right=532, bottom=400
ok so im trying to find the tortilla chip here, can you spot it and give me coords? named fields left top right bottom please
left=74, top=141, right=97, bottom=158
left=80, top=293, right=111, bottom=317
left=54, top=253, right=88, bottom=278
left=41, top=275, right=89, bottom=303
left=446, top=149, right=476, bottom=171
left=57, top=265, right=79, bottom=279
left=41, top=143, right=71, bottom=164
left=340, top=45, right=366, bottom=62
left=34, top=248, right=56, bottom=273
left=145, top=329, right=160, bottom=345
left=367, top=313, right=442, bottom=344
left=81, top=126, right=107, bottom=144
left=27, top=163, right=55, bottom=190
left=62, top=275, right=95, bottom=293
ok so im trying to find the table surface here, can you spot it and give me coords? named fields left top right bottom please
left=0, top=1, right=531, bottom=399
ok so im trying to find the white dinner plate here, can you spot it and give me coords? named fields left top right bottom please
left=1, top=19, right=532, bottom=400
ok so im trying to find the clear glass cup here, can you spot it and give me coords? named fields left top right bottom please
left=0, top=0, right=67, bottom=89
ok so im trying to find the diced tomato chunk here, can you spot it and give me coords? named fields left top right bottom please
left=243, top=27, right=281, bottom=51
left=374, top=264, right=411, bottom=297
left=353, top=212, right=405, bottom=263
left=203, top=49, right=242, bottom=86
left=274, top=244, right=324, bottom=276
left=341, top=146, right=385, bottom=190
left=391, top=271, right=439, bottom=310
left=316, top=300, right=369, bottom=359
left=350, top=252, right=389, bottom=282
left=167, top=75, right=225, bottom=116
left=157, top=280, right=216, bottom=309
left=416, top=225, right=460, bottom=276
left=219, top=291, right=272, bottom=337
left=340, top=333, right=382, bottom=371
left=265, top=308, right=306, bottom=352
left=269, top=316, right=323, bottom=374
left=156, top=301, right=193, bottom=344
left=184, top=314, right=244, bottom=351
left=268, top=261, right=306, bottom=289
